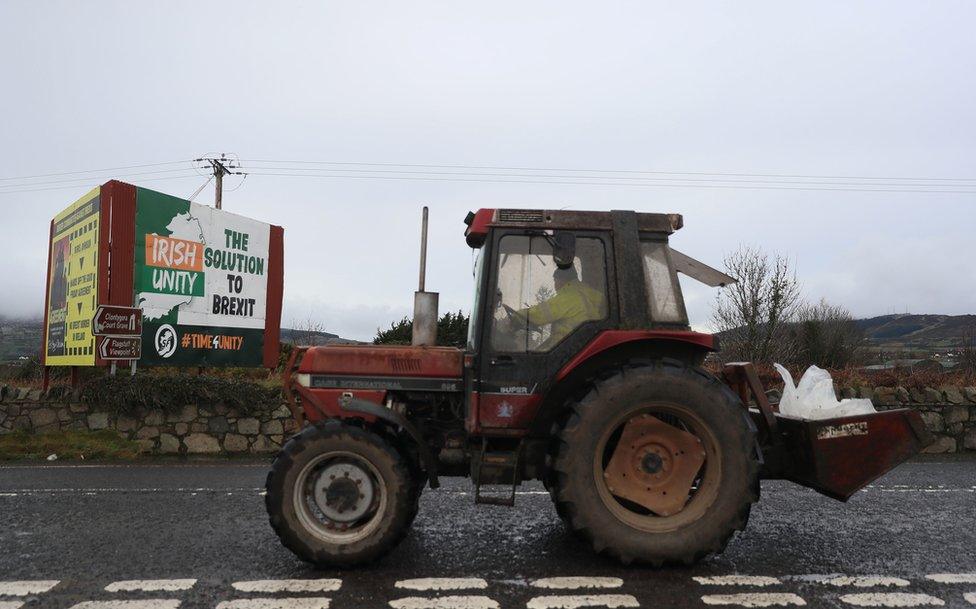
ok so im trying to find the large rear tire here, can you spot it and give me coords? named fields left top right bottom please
left=265, top=420, right=415, bottom=567
left=551, top=359, right=759, bottom=565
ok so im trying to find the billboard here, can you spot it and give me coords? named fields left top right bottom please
left=135, top=187, right=272, bottom=366
left=41, top=180, right=283, bottom=369
left=44, top=187, right=100, bottom=366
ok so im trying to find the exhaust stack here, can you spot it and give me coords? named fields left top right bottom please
left=412, top=206, right=439, bottom=346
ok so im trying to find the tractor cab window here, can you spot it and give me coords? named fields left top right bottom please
left=640, top=240, right=686, bottom=324
left=466, top=248, right=486, bottom=350
left=491, top=234, right=607, bottom=353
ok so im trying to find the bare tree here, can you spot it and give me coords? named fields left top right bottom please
left=787, top=299, right=864, bottom=368
left=712, top=246, right=801, bottom=363
left=292, top=315, right=329, bottom=346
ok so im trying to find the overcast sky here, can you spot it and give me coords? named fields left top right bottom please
left=1, top=1, right=973, bottom=341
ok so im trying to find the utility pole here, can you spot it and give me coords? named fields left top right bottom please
left=194, top=154, right=243, bottom=209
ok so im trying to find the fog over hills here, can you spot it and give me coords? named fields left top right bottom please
left=0, top=317, right=359, bottom=362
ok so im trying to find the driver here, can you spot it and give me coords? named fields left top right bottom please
left=511, top=266, right=606, bottom=348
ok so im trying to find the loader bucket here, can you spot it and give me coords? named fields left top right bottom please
left=773, top=409, right=933, bottom=501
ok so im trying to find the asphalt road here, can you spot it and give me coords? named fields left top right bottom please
left=0, top=456, right=974, bottom=609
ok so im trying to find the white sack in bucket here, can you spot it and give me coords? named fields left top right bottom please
left=773, top=364, right=876, bottom=420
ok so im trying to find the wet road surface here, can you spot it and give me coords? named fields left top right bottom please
left=0, top=456, right=974, bottom=608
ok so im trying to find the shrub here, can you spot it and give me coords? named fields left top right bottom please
left=374, top=310, right=469, bottom=347
left=80, top=373, right=279, bottom=415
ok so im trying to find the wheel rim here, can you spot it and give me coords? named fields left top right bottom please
left=293, top=450, right=387, bottom=544
left=593, top=403, right=721, bottom=533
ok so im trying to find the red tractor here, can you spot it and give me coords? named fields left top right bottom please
left=266, top=208, right=931, bottom=567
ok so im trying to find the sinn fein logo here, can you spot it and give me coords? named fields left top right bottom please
left=154, top=324, right=178, bottom=358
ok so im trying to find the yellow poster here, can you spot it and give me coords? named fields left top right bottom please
left=45, top=187, right=100, bottom=366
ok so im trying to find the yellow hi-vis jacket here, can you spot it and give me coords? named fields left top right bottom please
left=515, top=279, right=606, bottom=347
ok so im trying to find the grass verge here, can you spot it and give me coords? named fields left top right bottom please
left=0, top=430, right=141, bottom=461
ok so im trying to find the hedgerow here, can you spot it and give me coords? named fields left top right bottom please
left=80, top=373, right=280, bottom=415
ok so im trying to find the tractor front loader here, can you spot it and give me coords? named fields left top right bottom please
left=265, top=208, right=932, bottom=567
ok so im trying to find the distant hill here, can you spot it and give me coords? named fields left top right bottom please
left=279, top=327, right=361, bottom=346
left=0, top=317, right=359, bottom=362
left=0, top=317, right=43, bottom=363
left=857, top=314, right=976, bottom=348
left=4, top=313, right=972, bottom=362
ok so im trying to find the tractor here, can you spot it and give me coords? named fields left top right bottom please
left=266, top=208, right=931, bottom=567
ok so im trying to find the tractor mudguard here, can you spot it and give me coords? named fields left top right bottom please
left=340, top=397, right=441, bottom=489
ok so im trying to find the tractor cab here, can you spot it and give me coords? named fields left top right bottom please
left=461, top=209, right=729, bottom=438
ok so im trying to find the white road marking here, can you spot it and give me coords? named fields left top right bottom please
left=216, top=600, right=331, bottom=609
left=866, top=484, right=976, bottom=494
left=388, top=596, right=499, bottom=609
left=395, top=578, right=488, bottom=591
left=0, top=463, right=269, bottom=469
left=964, top=592, right=976, bottom=605
left=525, top=594, right=639, bottom=609
left=0, top=487, right=262, bottom=495
left=701, top=593, right=805, bottom=607
left=440, top=490, right=550, bottom=496
left=70, top=602, right=182, bottom=609
left=839, top=593, right=945, bottom=607
left=530, top=578, right=623, bottom=590
left=0, top=487, right=547, bottom=497
left=694, top=576, right=782, bottom=587
left=925, top=573, right=976, bottom=584
left=231, top=580, right=342, bottom=593
left=808, top=576, right=910, bottom=588
left=105, top=580, right=197, bottom=592
left=0, top=602, right=23, bottom=609
left=0, top=581, right=60, bottom=596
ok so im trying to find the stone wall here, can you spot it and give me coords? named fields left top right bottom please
left=1, top=383, right=975, bottom=455
left=0, top=385, right=298, bottom=455
left=869, top=386, right=976, bottom=454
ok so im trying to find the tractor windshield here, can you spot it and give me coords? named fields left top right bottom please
left=466, top=248, right=486, bottom=350
left=490, top=235, right=608, bottom=352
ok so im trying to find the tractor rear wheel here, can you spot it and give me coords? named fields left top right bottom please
left=265, top=420, right=415, bottom=567
left=551, top=359, right=759, bottom=565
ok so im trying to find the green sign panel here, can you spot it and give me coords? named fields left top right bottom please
left=134, top=188, right=271, bottom=366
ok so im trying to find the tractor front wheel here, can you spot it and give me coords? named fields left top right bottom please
left=551, top=359, right=759, bottom=565
left=265, top=420, right=415, bottom=567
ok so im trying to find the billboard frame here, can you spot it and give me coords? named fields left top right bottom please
left=41, top=180, right=284, bottom=388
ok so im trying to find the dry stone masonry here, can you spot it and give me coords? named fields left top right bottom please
left=0, top=384, right=297, bottom=455
left=0, top=383, right=974, bottom=455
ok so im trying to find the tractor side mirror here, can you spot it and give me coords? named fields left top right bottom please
left=552, top=232, right=576, bottom=269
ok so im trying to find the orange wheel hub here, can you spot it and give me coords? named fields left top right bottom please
left=602, top=413, right=706, bottom=516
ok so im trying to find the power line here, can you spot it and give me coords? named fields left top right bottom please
left=0, top=167, right=201, bottom=190
left=0, top=160, right=190, bottom=182
left=0, top=174, right=202, bottom=196
left=243, top=170, right=976, bottom=194
left=238, top=165, right=976, bottom=189
left=3, top=156, right=974, bottom=197
left=241, top=159, right=976, bottom=183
